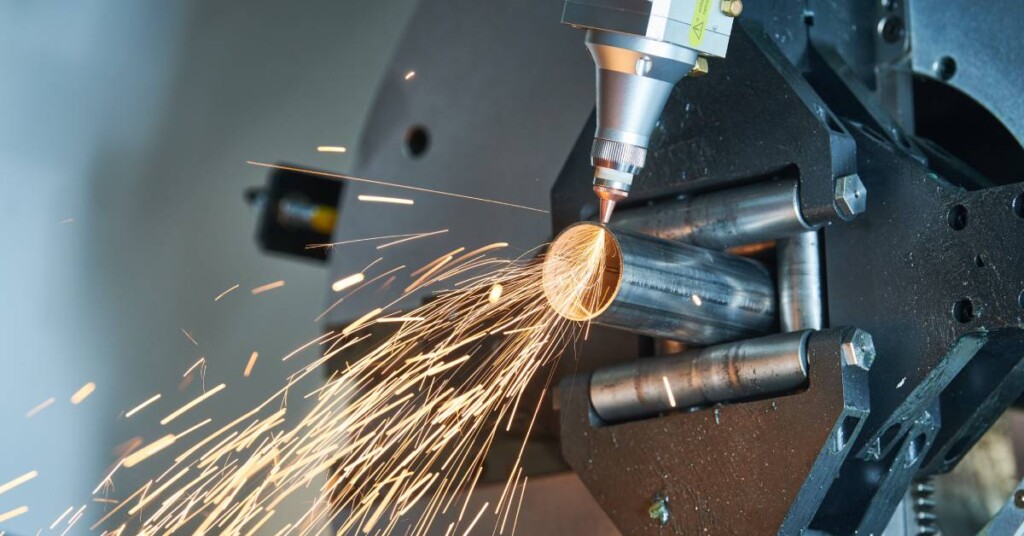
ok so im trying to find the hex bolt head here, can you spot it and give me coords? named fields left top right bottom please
left=648, top=494, right=670, bottom=526
left=834, top=174, right=867, bottom=220
left=841, top=329, right=876, bottom=371
left=688, top=57, right=709, bottom=78
left=721, top=0, right=743, bottom=17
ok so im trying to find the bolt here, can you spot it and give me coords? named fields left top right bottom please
left=721, top=0, right=743, bottom=17
left=688, top=57, right=709, bottom=78
left=635, top=55, right=653, bottom=76
left=648, top=494, right=670, bottom=526
left=841, top=328, right=876, bottom=371
left=834, top=174, right=867, bottom=220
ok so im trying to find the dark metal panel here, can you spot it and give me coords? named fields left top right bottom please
left=559, top=328, right=870, bottom=535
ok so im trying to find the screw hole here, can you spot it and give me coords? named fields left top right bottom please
left=404, top=126, right=430, bottom=158
left=934, top=56, right=957, bottom=81
left=879, top=16, right=905, bottom=44
left=947, top=204, right=968, bottom=230
left=974, top=254, right=986, bottom=268
left=1015, top=489, right=1024, bottom=509
left=1013, top=193, right=1024, bottom=219
left=952, top=298, right=974, bottom=323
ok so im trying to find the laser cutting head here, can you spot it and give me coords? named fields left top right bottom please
left=562, top=0, right=741, bottom=222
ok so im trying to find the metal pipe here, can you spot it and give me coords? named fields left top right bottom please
left=778, top=231, right=824, bottom=331
left=543, top=222, right=776, bottom=345
left=590, top=331, right=811, bottom=423
left=611, top=179, right=814, bottom=249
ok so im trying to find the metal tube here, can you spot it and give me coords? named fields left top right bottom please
left=778, top=231, right=824, bottom=331
left=590, top=331, right=811, bottom=423
left=543, top=222, right=777, bottom=345
left=611, top=179, right=814, bottom=249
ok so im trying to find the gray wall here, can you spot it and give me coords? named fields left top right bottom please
left=0, top=0, right=414, bottom=532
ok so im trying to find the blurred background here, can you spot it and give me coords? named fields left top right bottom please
left=0, top=1, right=416, bottom=532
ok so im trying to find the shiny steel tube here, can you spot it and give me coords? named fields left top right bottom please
left=778, top=231, right=823, bottom=331
left=543, top=222, right=776, bottom=345
left=590, top=331, right=811, bottom=423
left=611, top=179, right=814, bottom=249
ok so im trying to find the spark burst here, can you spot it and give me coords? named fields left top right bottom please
left=78, top=231, right=606, bottom=535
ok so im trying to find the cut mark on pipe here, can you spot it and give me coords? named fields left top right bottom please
left=542, top=223, right=622, bottom=321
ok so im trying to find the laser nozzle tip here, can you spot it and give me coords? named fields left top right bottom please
left=598, top=198, right=616, bottom=224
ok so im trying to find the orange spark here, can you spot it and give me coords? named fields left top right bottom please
left=244, top=352, right=259, bottom=378
left=404, top=71, right=416, bottom=80
left=0, top=471, right=37, bottom=496
left=125, top=394, right=161, bottom=418
left=317, top=146, right=347, bottom=153
left=160, top=384, right=226, bottom=425
left=251, top=280, right=285, bottom=295
left=70, top=382, right=96, bottom=404
left=332, top=273, right=365, bottom=293
left=0, top=506, right=28, bottom=523
left=662, top=376, right=677, bottom=408
left=123, top=436, right=176, bottom=468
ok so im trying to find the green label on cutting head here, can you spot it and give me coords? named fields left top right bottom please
left=690, top=0, right=713, bottom=46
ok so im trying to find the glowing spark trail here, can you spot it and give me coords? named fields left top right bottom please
left=358, top=195, right=415, bottom=205
left=377, top=229, right=448, bottom=250
left=0, top=471, right=37, bottom=496
left=663, top=376, right=677, bottom=408
left=405, top=71, right=416, bottom=80
left=332, top=273, right=365, bottom=293
left=160, top=383, right=226, bottom=425
left=215, top=284, right=240, bottom=301
left=252, top=280, right=286, bottom=295
left=70, top=382, right=96, bottom=404
left=26, top=397, right=55, bottom=418
left=317, top=146, right=348, bottom=153
left=244, top=351, right=259, bottom=378
left=83, top=231, right=613, bottom=535
left=0, top=507, right=28, bottom=524
left=122, top=436, right=176, bottom=468
left=125, top=393, right=161, bottom=418
left=181, top=328, right=199, bottom=346
left=247, top=162, right=549, bottom=214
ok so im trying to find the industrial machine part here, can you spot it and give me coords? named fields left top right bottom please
left=246, top=164, right=342, bottom=262
left=307, top=0, right=1024, bottom=534
left=589, top=330, right=810, bottom=422
left=562, top=0, right=740, bottom=223
left=543, top=222, right=775, bottom=345
left=610, top=179, right=815, bottom=249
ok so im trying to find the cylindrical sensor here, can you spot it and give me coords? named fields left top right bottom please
left=542, top=222, right=776, bottom=345
left=589, top=331, right=811, bottom=423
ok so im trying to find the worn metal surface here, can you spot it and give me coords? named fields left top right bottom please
left=560, top=327, right=870, bottom=535
left=550, top=223, right=777, bottom=344
left=611, top=179, right=813, bottom=249
left=811, top=124, right=1024, bottom=534
left=778, top=231, right=823, bottom=332
left=590, top=331, right=810, bottom=422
